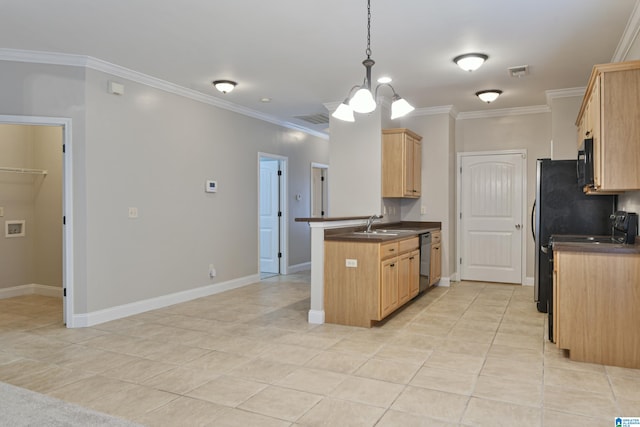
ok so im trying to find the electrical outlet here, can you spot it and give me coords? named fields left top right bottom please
left=345, top=259, right=357, bottom=268
left=421, top=206, right=426, bottom=215
left=128, top=207, right=138, bottom=218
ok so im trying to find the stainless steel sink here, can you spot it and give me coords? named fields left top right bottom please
left=352, top=230, right=399, bottom=236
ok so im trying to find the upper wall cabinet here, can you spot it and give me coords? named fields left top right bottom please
left=382, top=128, right=422, bottom=198
left=576, top=60, right=640, bottom=193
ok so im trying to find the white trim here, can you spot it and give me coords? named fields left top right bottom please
left=458, top=105, right=550, bottom=120
left=545, top=87, right=585, bottom=105
left=435, top=277, right=451, bottom=287
left=308, top=309, right=325, bottom=324
left=287, top=262, right=311, bottom=274
left=70, top=274, right=260, bottom=327
left=0, top=115, right=74, bottom=327
left=523, top=276, right=534, bottom=286
left=412, top=105, right=458, bottom=118
left=0, top=284, right=62, bottom=299
left=0, top=48, right=328, bottom=140
left=612, top=0, right=640, bottom=62
left=457, top=150, right=528, bottom=285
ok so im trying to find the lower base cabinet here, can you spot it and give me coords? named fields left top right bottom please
left=325, top=237, right=420, bottom=327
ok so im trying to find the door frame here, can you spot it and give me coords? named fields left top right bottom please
left=0, top=114, right=74, bottom=325
left=258, top=153, right=288, bottom=276
left=456, top=149, right=527, bottom=285
left=310, top=162, right=328, bottom=217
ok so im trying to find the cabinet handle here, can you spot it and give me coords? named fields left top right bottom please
left=409, top=257, right=415, bottom=260
left=389, top=248, right=395, bottom=252
left=390, top=263, right=395, bottom=267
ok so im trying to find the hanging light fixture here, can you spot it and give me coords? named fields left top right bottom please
left=476, top=89, right=502, bottom=103
left=453, top=53, right=489, bottom=72
left=332, top=0, right=414, bottom=122
left=212, top=80, right=237, bottom=94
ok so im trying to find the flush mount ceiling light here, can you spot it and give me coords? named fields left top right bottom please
left=453, top=53, right=489, bottom=72
left=476, top=89, right=503, bottom=103
left=212, top=80, right=237, bottom=94
left=331, top=0, right=414, bottom=122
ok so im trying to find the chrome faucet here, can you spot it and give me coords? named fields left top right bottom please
left=365, top=214, right=382, bottom=233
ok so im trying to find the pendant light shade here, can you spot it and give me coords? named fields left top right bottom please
left=332, top=101, right=355, bottom=122
left=349, top=87, right=377, bottom=113
left=453, top=53, right=489, bottom=72
left=331, top=0, right=414, bottom=122
left=476, top=89, right=502, bottom=103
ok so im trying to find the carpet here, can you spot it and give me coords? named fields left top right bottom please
left=0, top=382, right=143, bottom=427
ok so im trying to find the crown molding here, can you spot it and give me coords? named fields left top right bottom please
left=457, top=105, right=551, bottom=120
left=612, top=0, right=640, bottom=62
left=413, top=105, right=458, bottom=118
left=0, top=49, right=329, bottom=140
left=545, top=87, right=586, bottom=105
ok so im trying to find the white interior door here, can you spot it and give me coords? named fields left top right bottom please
left=311, top=164, right=328, bottom=217
left=460, top=152, right=525, bottom=283
left=259, top=158, right=280, bottom=274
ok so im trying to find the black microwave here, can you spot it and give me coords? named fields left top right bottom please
left=577, top=137, right=594, bottom=187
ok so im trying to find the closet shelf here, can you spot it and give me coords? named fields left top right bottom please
left=0, top=167, right=48, bottom=175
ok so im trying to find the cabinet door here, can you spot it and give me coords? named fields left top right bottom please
left=380, top=258, right=399, bottom=318
left=430, top=243, right=441, bottom=285
left=408, top=249, right=420, bottom=298
left=397, top=252, right=411, bottom=305
left=412, top=138, right=422, bottom=197
left=590, top=76, right=602, bottom=189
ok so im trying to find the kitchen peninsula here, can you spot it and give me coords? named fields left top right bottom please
left=296, top=217, right=441, bottom=327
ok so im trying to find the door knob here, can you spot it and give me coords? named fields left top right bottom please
left=515, top=224, right=522, bottom=230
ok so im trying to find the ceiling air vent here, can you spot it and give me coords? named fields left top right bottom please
left=508, top=65, right=529, bottom=78
left=295, top=113, right=330, bottom=125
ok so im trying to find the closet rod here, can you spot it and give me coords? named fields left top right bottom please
left=0, top=167, right=48, bottom=175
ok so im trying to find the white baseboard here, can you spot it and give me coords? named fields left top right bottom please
left=523, top=277, right=534, bottom=286
left=308, top=309, right=325, bottom=324
left=288, top=262, right=311, bottom=274
left=68, top=273, right=260, bottom=328
left=0, top=284, right=62, bottom=299
left=436, top=277, right=451, bottom=287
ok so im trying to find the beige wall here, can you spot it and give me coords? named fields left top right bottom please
left=0, top=60, right=328, bottom=314
left=550, top=96, right=583, bottom=160
left=456, top=113, right=552, bottom=279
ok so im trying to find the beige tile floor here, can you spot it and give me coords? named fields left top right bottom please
left=0, top=274, right=639, bottom=426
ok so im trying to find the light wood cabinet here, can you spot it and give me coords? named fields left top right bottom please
left=430, top=230, right=442, bottom=286
left=324, top=236, right=419, bottom=327
left=576, top=60, right=640, bottom=192
left=382, top=128, right=422, bottom=198
left=553, top=248, right=640, bottom=369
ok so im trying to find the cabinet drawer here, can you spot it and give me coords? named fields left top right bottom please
left=380, top=242, right=399, bottom=259
left=431, top=231, right=441, bottom=244
left=398, top=236, right=419, bottom=253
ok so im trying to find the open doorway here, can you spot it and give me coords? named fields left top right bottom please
left=258, top=153, right=287, bottom=278
left=311, top=163, right=328, bottom=217
left=0, top=115, right=73, bottom=326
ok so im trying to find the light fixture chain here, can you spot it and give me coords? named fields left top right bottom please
left=365, top=0, right=371, bottom=58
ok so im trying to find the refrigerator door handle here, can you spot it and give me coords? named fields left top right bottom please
left=531, top=200, right=536, bottom=241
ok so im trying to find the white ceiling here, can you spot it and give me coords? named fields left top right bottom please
left=1, top=0, right=638, bottom=134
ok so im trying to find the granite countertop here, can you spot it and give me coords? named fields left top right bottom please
left=324, top=221, right=441, bottom=243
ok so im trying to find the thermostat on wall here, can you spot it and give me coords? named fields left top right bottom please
left=205, top=180, right=218, bottom=193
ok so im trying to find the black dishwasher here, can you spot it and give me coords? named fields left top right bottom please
left=419, top=232, right=431, bottom=292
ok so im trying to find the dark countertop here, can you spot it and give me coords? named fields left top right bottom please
left=553, top=239, right=640, bottom=254
left=324, top=221, right=441, bottom=243
left=295, top=216, right=373, bottom=222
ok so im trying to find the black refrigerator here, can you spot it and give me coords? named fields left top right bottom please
left=534, top=159, right=616, bottom=313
